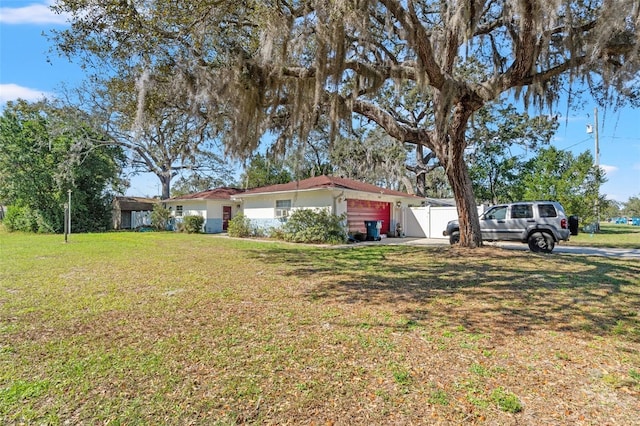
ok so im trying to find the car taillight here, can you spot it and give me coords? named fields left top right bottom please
left=561, top=218, right=567, bottom=229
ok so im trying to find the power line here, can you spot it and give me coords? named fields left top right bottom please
left=560, top=137, right=591, bottom=151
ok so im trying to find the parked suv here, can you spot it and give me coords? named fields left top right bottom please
left=443, top=201, right=571, bottom=253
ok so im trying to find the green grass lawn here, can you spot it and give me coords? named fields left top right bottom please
left=565, top=223, right=640, bottom=249
left=1, top=231, right=639, bottom=424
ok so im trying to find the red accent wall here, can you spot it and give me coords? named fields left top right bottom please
left=346, top=199, right=391, bottom=235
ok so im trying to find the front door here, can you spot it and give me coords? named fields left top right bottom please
left=222, top=206, right=232, bottom=231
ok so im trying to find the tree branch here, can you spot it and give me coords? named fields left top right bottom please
left=380, top=0, right=444, bottom=88
left=352, top=99, right=429, bottom=147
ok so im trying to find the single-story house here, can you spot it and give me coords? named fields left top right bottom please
left=233, top=175, right=423, bottom=237
left=163, top=187, right=244, bottom=233
left=112, top=196, right=157, bottom=230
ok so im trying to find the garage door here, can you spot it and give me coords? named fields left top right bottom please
left=347, top=199, right=391, bottom=235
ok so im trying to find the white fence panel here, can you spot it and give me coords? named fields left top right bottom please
left=404, top=205, right=486, bottom=238
left=131, top=211, right=152, bottom=228
left=428, top=207, right=459, bottom=239
left=404, top=207, right=429, bottom=238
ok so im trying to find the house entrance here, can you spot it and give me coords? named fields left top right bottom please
left=222, top=206, right=232, bottom=231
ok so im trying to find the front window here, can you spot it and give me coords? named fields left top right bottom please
left=275, top=199, right=291, bottom=218
left=176, top=205, right=183, bottom=217
left=482, top=206, right=507, bottom=220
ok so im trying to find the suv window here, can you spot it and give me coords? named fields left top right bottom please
left=511, top=204, right=533, bottom=219
left=538, top=204, right=557, bottom=218
left=484, top=206, right=507, bottom=220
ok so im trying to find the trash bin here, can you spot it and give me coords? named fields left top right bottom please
left=365, top=220, right=383, bottom=241
left=568, top=215, right=579, bottom=236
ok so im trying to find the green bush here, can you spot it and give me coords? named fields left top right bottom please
left=2, top=205, right=53, bottom=233
left=151, top=203, right=171, bottom=231
left=227, top=213, right=252, bottom=238
left=183, top=215, right=204, bottom=233
left=3, top=205, right=32, bottom=232
left=281, top=208, right=347, bottom=244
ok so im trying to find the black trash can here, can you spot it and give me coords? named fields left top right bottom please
left=568, top=215, right=579, bottom=236
left=364, top=220, right=383, bottom=241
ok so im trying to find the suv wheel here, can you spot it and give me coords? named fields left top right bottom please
left=449, top=231, right=460, bottom=245
left=527, top=232, right=555, bottom=253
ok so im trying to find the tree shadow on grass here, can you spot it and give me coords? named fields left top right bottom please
left=248, top=245, right=640, bottom=340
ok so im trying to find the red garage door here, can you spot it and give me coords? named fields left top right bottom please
left=347, top=199, right=391, bottom=235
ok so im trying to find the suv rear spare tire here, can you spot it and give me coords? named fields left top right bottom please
left=528, top=232, right=555, bottom=253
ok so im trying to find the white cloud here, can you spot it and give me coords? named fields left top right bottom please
left=0, top=84, right=50, bottom=103
left=0, top=1, right=68, bottom=25
left=600, top=164, right=618, bottom=175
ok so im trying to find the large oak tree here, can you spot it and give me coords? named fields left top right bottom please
left=67, top=71, right=230, bottom=200
left=53, top=0, right=639, bottom=247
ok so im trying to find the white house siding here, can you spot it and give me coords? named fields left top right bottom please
left=241, top=189, right=410, bottom=237
left=165, top=199, right=242, bottom=234
left=182, top=202, right=207, bottom=220
left=241, top=191, right=338, bottom=233
left=203, top=201, right=240, bottom=233
left=166, top=201, right=206, bottom=232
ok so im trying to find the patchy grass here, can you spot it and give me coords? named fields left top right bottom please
left=566, top=223, right=640, bottom=249
left=0, top=231, right=639, bottom=424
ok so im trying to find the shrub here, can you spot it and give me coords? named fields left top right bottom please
left=151, top=203, right=171, bottom=231
left=269, top=227, right=286, bottom=240
left=281, top=208, right=347, bottom=244
left=3, top=205, right=42, bottom=233
left=183, top=215, right=204, bottom=233
left=228, top=213, right=252, bottom=238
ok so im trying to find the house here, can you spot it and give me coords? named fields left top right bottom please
left=163, top=187, right=244, bottom=233
left=112, top=196, right=157, bottom=230
left=233, top=175, right=422, bottom=237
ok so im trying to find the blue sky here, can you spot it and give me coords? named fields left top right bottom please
left=1, top=1, right=639, bottom=202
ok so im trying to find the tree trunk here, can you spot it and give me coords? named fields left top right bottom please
left=159, top=173, right=171, bottom=200
left=442, top=138, right=482, bottom=248
left=415, top=144, right=426, bottom=197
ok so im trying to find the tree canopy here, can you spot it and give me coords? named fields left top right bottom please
left=240, top=153, right=292, bottom=189
left=53, top=0, right=640, bottom=246
left=0, top=100, right=125, bottom=233
left=468, top=103, right=558, bottom=204
left=622, top=195, right=640, bottom=217
left=520, top=146, right=603, bottom=223
left=67, top=71, right=232, bottom=200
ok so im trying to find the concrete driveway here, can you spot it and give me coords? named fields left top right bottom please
left=490, top=242, right=640, bottom=259
left=374, top=237, right=640, bottom=259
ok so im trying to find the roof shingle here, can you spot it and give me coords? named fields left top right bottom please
left=165, top=187, right=244, bottom=201
left=241, top=175, right=419, bottom=198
